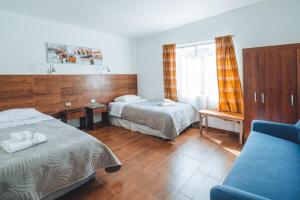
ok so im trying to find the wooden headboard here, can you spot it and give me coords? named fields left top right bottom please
left=0, top=74, right=137, bottom=116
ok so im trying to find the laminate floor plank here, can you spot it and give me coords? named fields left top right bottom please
left=58, top=126, right=242, bottom=200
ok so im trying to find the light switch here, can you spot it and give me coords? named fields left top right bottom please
left=65, top=102, right=71, bottom=107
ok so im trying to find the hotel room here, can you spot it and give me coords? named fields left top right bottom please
left=0, top=0, right=299, bottom=199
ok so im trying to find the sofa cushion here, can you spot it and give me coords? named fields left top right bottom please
left=223, top=131, right=300, bottom=200
left=295, top=120, right=300, bottom=142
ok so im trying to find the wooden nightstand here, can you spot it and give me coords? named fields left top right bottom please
left=85, top=104, right=109, bottom=130
left=61, top=108, right=86, bottom=129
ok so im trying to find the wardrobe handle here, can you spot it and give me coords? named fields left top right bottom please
left=261, top=93, right=265, bottom=104
left=291, top=94, right=294, bottom=106
left=254, top=92, right=257, bottom=103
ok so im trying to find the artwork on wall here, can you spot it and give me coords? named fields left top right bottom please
left=47, top=42, right=103, bottom=65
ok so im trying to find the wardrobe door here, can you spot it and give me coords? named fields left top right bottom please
left=243, top=50, right=260, bottom=138
left=297, top=49, right=300, bottom=120
left=279, top=47, right=297, bottom=123
left=259, top=47, right=297, bottom=123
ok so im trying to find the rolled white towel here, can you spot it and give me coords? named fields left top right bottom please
left=10, top=130, right=33, bottom=142
left=1, top=133, right=47, bottom=153
left=158, top=102, right=176, bottom=107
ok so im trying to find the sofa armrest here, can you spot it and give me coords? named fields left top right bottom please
left=251, top=120, right=299, bottom=143
left=210, top=185, right=270, bottom=200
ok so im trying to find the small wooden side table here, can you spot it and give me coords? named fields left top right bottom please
left=61, top=108, right=87, bottom=129
left=199, top=109, right=244, bottom=144
left=85, top=104, right=109, bottom=130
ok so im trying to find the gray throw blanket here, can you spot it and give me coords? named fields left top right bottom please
left=0, top=119, right=121, bottom=200
left=121, top=100, right=198, bottom=139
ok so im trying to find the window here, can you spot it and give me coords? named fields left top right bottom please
left=176, top=42, right=218, bottom=110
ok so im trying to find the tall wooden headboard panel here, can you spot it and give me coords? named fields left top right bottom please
left=0, top=76, right=35, bottom=109
left=0, top=74, right=137, bottom=116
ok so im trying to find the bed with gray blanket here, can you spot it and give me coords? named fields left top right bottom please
left=109, top=100, right=199, bottom=139
left=0, top=110, right=121, bottom=200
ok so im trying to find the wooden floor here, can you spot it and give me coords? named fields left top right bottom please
left=58, top=126, right=242, bottom=200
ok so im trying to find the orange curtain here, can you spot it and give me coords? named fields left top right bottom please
left=163, top=44, right=178, bottom=101
left=215, top=36, right=244, bottom=113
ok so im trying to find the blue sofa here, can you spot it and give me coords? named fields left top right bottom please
left=210, top=120, right=300, bottom=200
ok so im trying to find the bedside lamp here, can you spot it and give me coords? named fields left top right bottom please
left=47, top=64, right=56, bottom=74
left=101, top=66, right=111, bottom=74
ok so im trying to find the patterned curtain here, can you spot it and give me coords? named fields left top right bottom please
left=163, top=44, right=178, bottom=101
left=215, top=36, right=244, bottom=113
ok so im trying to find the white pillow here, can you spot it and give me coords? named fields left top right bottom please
left=114, top=95, right=142, bottom=102
left=0, top=108, right=44, bottom=122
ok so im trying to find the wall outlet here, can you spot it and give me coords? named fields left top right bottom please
left=65, top=102, right=71, bottom=107
left=90, top=99, right=96, bottom=104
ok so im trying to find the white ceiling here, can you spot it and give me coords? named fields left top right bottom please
left=0, top=0, right=263, bottom=38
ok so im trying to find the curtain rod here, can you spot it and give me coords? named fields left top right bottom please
left=176, top=34, right=236, bottom=48
left=216, top=34, right=236, bottom=38
left=176, top=40, right=214, bottom=49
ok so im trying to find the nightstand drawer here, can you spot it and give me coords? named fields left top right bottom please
left=61, top=108, right=87, bottom=130
left=65, top=110, right=86, bottom=120
left=93, top=107, right=108, bottom=114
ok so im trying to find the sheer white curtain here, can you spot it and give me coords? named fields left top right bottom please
left=176, top=42, right=218, bottom=110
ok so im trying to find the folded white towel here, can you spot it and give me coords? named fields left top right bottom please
left=159, top=99, right=177, bottom=107
left=163, top=99, right=175, bottom=103
left=1, top=133, right=47, bottom=153
left=10, top=130, right=33, bottom=142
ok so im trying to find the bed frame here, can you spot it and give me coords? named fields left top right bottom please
left=0, top=75, right=130, bottom=200
left=42, top=172, right=96, bottom=200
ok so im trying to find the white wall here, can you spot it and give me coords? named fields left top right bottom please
left=0, top=10, right=136, bottom=74
left=136, top=0, right=300, bottom=131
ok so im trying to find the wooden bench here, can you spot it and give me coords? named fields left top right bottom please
left=199, top=109, right=244, bottom=144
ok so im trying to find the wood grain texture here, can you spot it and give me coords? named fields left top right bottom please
left=33, top=75, right=62, bottom=116
left=298, top=49, right=300, bottom=119
left=0, top=75, right=34, bottom=110
left=0, top=74, right=137, bottom=116
left=243, top=50, right=260, bottom=138
left=243, top=43, right=300, bottom=140
left=243, top=43, right=300, bottom=52
left=199, top=110, right=244, bottom=121
left=58, top=126, right=242, bottom=200
left=259, top=46, right=297, bottom=123
left=279, top=47, right=297, bottom=122
left=60, top=75, right=102, bottom=109
left=99, top=75, right=137, bottom=103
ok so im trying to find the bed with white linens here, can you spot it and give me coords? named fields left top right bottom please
left=109, top=95, right=199, bottom=140
left=0, top=108, right=121, bottom=200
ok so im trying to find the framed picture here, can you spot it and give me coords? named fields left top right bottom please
left=47, top=42, right=103, bottom=65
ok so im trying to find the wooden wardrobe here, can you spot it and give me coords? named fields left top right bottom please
left=243, top=43, right=300, bottom=139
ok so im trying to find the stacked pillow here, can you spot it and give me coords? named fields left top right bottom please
left=114, top=95, right=142, bottom=102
